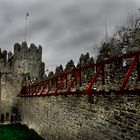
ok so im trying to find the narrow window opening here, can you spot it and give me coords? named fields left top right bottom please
left=1, top=89, right=6, bottom=100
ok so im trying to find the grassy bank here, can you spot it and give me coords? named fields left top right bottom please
left=0, top=123, right=44, bottom=140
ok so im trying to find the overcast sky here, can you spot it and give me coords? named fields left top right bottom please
left=0, top=0, right=140, bottom=72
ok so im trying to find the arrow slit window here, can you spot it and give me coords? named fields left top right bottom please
left=1, top=89, right=6, bottom=100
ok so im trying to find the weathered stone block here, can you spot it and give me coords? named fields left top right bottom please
left=21, top=95, right=140, bottom=140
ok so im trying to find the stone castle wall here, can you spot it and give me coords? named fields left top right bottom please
left=0, top=42, right=45, bottom=121
left=21, top=94, right=140, bottom=140
left=0, top=74, right=21, bottom=118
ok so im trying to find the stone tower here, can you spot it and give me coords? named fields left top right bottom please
left=14, top=42, right=45, bottom=80
left=0, top=42, right=45, bottom=121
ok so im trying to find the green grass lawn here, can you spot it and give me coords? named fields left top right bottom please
left=0, top=123, right=45, bottom=140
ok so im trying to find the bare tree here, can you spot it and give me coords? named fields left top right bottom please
left=97, top=14, right=140, bottom=61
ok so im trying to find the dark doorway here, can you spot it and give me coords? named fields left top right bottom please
left=1, top=113, right=4, bottom=123
left=6, top=113, right=9, bottom=121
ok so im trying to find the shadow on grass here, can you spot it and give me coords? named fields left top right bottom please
left=0, top=123, right=45, bottom=140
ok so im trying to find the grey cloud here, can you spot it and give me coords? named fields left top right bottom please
left=0, top=0, right=140, bottom=71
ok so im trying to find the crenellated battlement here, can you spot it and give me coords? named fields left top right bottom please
left=0, top=42, right=45, bottom=79
left=14, top=42, right=42, bottom=61
left=0, top=49, right=7, bottom=61
left=0, top=48, right=14, bottom=70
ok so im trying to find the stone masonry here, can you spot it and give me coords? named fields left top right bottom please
left=0, top=41, right=140, bottom=140
left=21, top=94, right=140, bottom=140
left=0, top=42, right=45, bottom=121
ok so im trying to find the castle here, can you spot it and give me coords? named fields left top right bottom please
left=0, top=41, right=139, bottom=140
left=0, top=42, right=45, bottom=121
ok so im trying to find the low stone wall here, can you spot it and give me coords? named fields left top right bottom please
left=21, top=94, right=140, bottom=140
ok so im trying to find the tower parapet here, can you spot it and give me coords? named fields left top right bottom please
left=14, top=42, right=42, bottom=61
